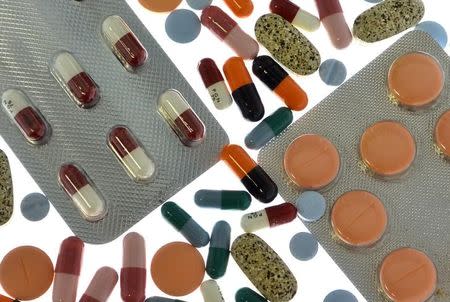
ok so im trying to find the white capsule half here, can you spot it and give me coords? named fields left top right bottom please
left=207, top=81, right=233, bottom=110
left=201, top=280, right=225, bottom=302
left=240, top=209, right=270, bottom=233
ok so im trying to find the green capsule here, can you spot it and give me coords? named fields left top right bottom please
left=195, top=190, right=251, bottom=210
left=206, top=221, right=231, bottom=279
left=235, top=287, right=267, bottom=302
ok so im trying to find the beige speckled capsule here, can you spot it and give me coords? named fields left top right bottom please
left=231, top=233, right=297, bottom=302
left=255, top=14, right=320, bottom=76
left=353, top=0, right=425, bottom=43
left=0, top=150, right=13, bottom=225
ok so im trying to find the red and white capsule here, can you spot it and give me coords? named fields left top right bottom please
left=198, top=58, right=233, bottom=110
left=108, top=126, right=155, bottom=183
left=58, top=163, right=107, bottom=222
left=1, top=89, right=51, bottom=144
left=241, top=203, right=297, bottom=232
left=50, top=51, right=100, bottom=108
left=102, top=15, right=148, bottom=71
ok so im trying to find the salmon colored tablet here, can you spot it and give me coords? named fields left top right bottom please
left=0, top=246, right=54, bottom=300
left=150, top=242, right=205, bottom=296
left=388, top=52, right=444, bottom=109
left=360, top=121, right=416, bottom=177
left=284, top=134, right=340, bottom=190
left=138, top=0, right=182, bottom=12
left=379, top=248, right=437, bottom=302
left=331, top=190, right=387, bottom=247
left=435, top=110, right=450, bottom=157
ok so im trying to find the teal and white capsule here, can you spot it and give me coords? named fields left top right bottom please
left=195, top=190, right=251, bottom=210
left=145, top=297, right=187, bottom=302
left=236, top=287, right=268, bottom=302
left=206, top=221, right=231, bottom=279
left=201, top=280, right=225, bottom=302
left=245, top=107, right=293, bottom=150
left=161, top=201, right=210, bottom=247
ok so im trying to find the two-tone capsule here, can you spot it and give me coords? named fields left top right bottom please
left=58, top=163, right=107, bottom=222
left=79, top=267, right=118, bottom=302
left=236, top=288, right=268, bottom=302
left=270, top=0, right=320, bottom=32
left=223, top=57, right=264, bottom=122
left=194, top=190, right=251, bottom=210
left=315, top=0, right=352, bottom=49
left=161, top=201, right=210, bottom=247
left=224, top=0, right=254, bottom=18
left=1, top=89, right=51, bottom=144
left=245, top=107, right=293, bottom=150
left=198, top=58, right=233, bottom=110
left=157, top=89, right=206, bottom=147
left=201, top=280, right=225, bottom=302
left=50, top=51, right=99, bottom=108
left=121, top=233, right=146, bottom=302
left=206, top=221, right=231, bottom=279
left=108, top=126, right=155, bottom=183
left=201, top=6, right=259, bottom=60
left=241, top=203, right=297, bottom=232
left=221, top=145, right=277, bottom=203
left=252, top=56, right=308, bottom=111
left=0, top=295, right=19, bottom=302
left=102, top=15, right=148, bottom=71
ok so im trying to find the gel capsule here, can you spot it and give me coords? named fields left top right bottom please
left=315, top=0, right=352, bottom=49
left=161, top=201, right=210, bottom=247
left=198, top=58, right=233, bottom=110
left=223, top=57, right=264, bottom=121
left=241, top=203, right=297, bottom=232
left=206, top=221, right=231, bottom=279
left=270, top=0, right=320, bottom=32
left=200, top=280, right=225, bottom=302
left=108, top=126, right=155, bottom=183
left=58, top=163, right=107, bottom=222
left=102, top=15, right=148, bottom=71
left=157, top=89, right=206, bottom=147
left=194, top=190, right=251, bottom=210
left=121, top=232, right=146, bottom=302
left=50, top=51, right=99, bottom=108
left=223, top=0, right=254, bottom=18
left=236, top=288, right=267, bottom=302
left=1, top=89, right=50, bottom=144
left=201, top=6, right=259, bottom=60
left=221, top=145, right=277, bottom=203
left=253, top=56, right=308, bottom=111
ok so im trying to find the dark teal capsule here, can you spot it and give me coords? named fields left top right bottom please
left=206, top=221, right=231, bottom=279
left=146, top=297, right=187, bottom=302
left=245, top=107, right=293, bottom=149
left=236, top=287, right=268, bottom=302
left=161, top=201, right=210, bottom=247
left=195, top=190, right=252, bottom=210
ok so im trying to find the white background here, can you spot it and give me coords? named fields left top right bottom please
left=0, top=0, right=449, bottom=301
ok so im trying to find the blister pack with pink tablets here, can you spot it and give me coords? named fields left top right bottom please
left=0, top=0, right=228, bottom=243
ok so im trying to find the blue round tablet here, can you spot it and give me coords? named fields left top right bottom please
left=21, top=192, right=50, bottom=222
left=165, top=9, right=201, bottom=44
left=364, top=0, right=382, bottom=3
left=319, top=59, right=347, bottom=86
left=186, top=0, right=212, bottom=10
left=289, top=232, right=318, bottom=261
left=296, top=191, right=326, bottom=222
left=416, top=21, right=447, bottom=48
left=324, top=290, right=358, bottom=302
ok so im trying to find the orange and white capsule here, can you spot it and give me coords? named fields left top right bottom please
left=223, top=0, right=254, bottom=18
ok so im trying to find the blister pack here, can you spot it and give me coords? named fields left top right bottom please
left=0, top=0, right=228, bottom=244
left=259, top=31, right=450, bottom=301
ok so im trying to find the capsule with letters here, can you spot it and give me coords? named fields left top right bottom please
left=241, top=203, right=297, bottom=233
left=206, top=221, right=231, bottom=279
left=198, top=58, right=233, bottom=110
left=194, top=190, right=251, bottom=210
left=270, top=0, right=320, bottom=32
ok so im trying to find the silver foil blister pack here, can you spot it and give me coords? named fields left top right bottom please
left=259, top=31, right=450, bottom=301
left=0, top=0, right=228, bottom=243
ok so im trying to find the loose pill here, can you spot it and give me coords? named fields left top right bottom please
left=201, top=6, right=259, bottom=60
left=201, top=280, right=225, bottom=302
left=223, top=0, right=254, bottom=18
left=108, top=125, right=155, bottom=183
left=198, top=58, right=233, bottom=110
left=270, top=0, right=320, bottom=32
left=186, top=0, right=212, bottom=10
left=79, top=267, right=118, bottom=302
left=102, top=15, right=147, bottom=71
left=146, top=298, right=187, bottom=302
left=161, top=201, right=210, bottom=247
left=20, top=192, right=50, bottom=222
left=319, top=59, right=347, bottom=86
left=165, top=9, right=201, bottom=44
left=315, top=0, right=352, bottom=49
left=221, top=145, right=278, bottom=203
left=324, top=290, right=358, bottom=302
left=2, top=89, right=51, bottom=144
left=121, top=232, right=146, bottom=302
left=138, top=0, right=182, bottom=12
left=195, top=190, right=251, bottom=210
left=0, top=151, right=12, bottom=226
left=435, top=110, right=450, bottom=158
left=223, top=57, right=264, bottom=122
left=0, top=295, right=18, bottom=302
left=206, top=221, right=231, bottom=279
left=50, top=51, right=99, bottom=108
left=235, top=287, right=267, bottom=302
left=416, top=21, right=448, bottom=48
left=58, top=163, right=107, bottom=222
left=289, top=232, right=318, bottom=261
left=296, top=191, right=326, bottom=222
left=158, top=89, right=206, bottom=147
left=241, top=202, right=297, bottom=233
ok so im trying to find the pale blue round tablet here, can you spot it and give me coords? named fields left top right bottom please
left=165, top=9, right=201, bottom=44
left=289, top=232, right=318, bottom=261
left=21, top=192, right=50, bottom=222
left=319, top=59, right=347, bottom=86
left=416, top=21, right=447, bottom=48
left=324, top=290, right=358, bottom=302
left=186, top=0, right=212, bottom=10
left=296, top=191, right=326, bottom=222
left=364, top=0, right=382, bottom=3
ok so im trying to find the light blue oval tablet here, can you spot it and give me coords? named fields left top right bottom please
left=364, top=0, right=382, bottom=3
left=165, top=9, right=201, bottom=43
left=416, top=21, right=447, bottom=48
left=20, top=192, right=50, bottom=222
left=186, top=0, right=212, bottom=10
left=324, top=290, right=358, bottom=302
left=319, top=59, right=347, bottom=86
left=296, top=191, right=326, bottom=222
left=289, top=232, right=318, bottom=261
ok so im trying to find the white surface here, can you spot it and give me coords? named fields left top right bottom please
left=0, top=0, right=448, bottom=301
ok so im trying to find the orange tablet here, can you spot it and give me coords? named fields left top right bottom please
left=138, top=0, right=182, bottom=12
left=435, top=110, right=450, bottom=157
